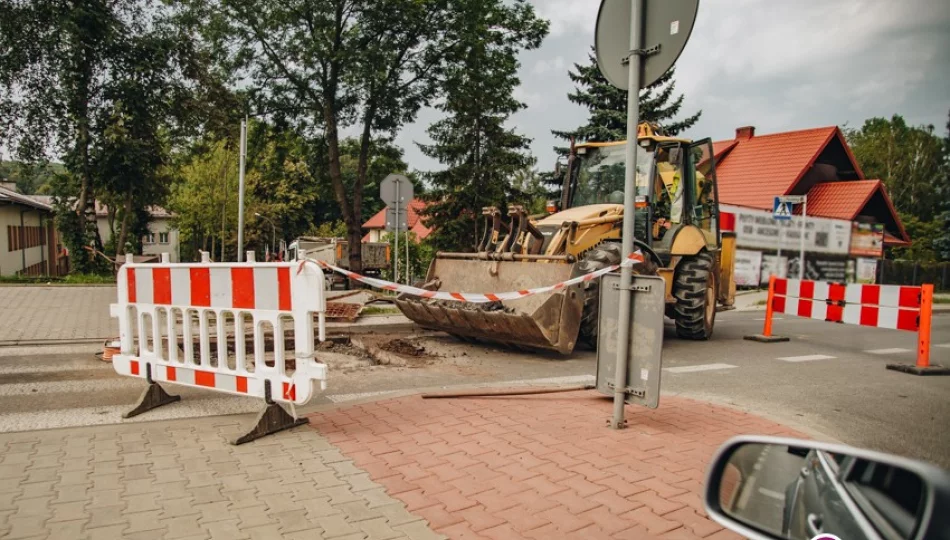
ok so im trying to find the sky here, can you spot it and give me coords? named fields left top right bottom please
left=394, top=0, right=950, bottom=173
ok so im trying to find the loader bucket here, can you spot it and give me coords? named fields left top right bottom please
left=394, top=258, right=583, bottom=354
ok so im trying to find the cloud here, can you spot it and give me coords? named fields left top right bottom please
left=533, top=56, right=565, bottom=75
left=397, top=0, right=950, bottom=173
left=532, top=0, right=600, bottom=37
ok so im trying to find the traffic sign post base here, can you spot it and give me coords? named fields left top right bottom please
left=742, top=334, right=791, bottom=343
left=743, top=334, right=790, bottom=343
left=885, top=364, right=950, bottom=376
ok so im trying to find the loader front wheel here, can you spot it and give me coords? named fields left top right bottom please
left=577, top=243, right=622, bottom=349
left=672, top=252, right=716, bottom=340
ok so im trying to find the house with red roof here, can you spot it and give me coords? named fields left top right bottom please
left=713, top=125, right=909, bottom=246
left=711, top=125, right=909, bottom=284
left=362, top=199, right=433, bottom=242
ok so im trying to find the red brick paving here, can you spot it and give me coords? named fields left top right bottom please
left=308, top=391, right=803, bottom=539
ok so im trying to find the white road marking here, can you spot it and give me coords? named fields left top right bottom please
left=754, top=317, right=785, bottom=321
left=664, top=363, right=737, bottom=373
left=758, top=487, right=786, bottom=501
left=0, top=378, right=142, bottom=397
left=936, top=343, right=950, bottom=349
left=776, top=354, right=836, bottom=362
left=865, top=348, right=912, bottom=355
left=0, top=396, right=260, bottom=434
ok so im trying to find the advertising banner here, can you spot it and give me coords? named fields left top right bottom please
left=760, top=255, right=788, bottom=285
left=734, top=249, right=762, bottom=287
left=786, top=255, right=849, bottom=283
left=722, top=204, right=851, bottom=255
left=850, top=222, right=884, bottom=257
left=856, top=258, right=878, bottom=284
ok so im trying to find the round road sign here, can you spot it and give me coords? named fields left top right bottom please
left=595, top=0, right=700, bottom=90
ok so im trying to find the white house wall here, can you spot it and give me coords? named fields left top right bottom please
left=0, top=206, right=49, bottom=276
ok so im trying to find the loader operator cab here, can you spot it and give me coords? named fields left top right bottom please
left=565, top=130, right=721, bottom=260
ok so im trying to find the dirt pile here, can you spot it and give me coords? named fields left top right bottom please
left=379, top=338, right=427, bottom=357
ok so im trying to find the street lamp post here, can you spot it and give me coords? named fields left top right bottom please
left=255, top=213, right=276, bottom=259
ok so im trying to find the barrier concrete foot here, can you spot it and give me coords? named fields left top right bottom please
left=886, top=364, right=950, bottom=376
left=232, top=403, right=309, bottom=445
left=123, top=383, right=181, bottom=418
left=743, top=334, right=790, bottom=343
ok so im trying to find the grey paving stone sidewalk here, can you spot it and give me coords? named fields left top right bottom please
left=0, top=286, right=117, bottom=343
left=0, top=416, right=443, bottom=540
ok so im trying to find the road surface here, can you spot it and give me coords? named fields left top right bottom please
left=0, top=311, right=947, bottom=468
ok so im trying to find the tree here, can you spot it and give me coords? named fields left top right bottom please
left=419, top=0, right=548, bottom=252
left=1, top=0, right=227, bottom=271
left=1, top=0, right=123, bottom=271
left=181, top=0, right=464, bottom=274
left=847, top=115, right=947, bottom=223
left=552, top=49, right=701, bottom=145
left=510, top=168, right=549, bottom=215
left=933, top=110, right=950, bottom=261
left=245, top=121, right=321, bottom=249
left=310, top=138, right=412, bottom=229
left=0, top=161, right=63, bottom=194
left=169, top=138, right=240, bottom=261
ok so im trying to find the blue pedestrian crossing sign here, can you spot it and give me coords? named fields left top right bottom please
left=773, top=197, right=793, bottom=220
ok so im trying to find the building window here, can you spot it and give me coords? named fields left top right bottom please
left=6, top=225, right=46, bottom=252
left=144, top=233, right=155, bottom=244
left=159, top=232, right=169, bottom=244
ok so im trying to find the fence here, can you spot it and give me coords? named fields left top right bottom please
left=110, top=251, right=329, bottom=443
left=878, top=260, right=950, bottom=291
left=746, top=276, right=946, bottom=376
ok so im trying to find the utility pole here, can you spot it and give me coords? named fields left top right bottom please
left=237, top=117, right=247, bottom=262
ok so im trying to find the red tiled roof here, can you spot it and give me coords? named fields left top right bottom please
left=884, top=232, right=911, bottom=247
left=805, top=180, right=880, bottom=220
left=362, top=198, right=433, bottom=240
left=711, top=140, right=738, bottom=161
left=714, top=126, right=840, bottom=210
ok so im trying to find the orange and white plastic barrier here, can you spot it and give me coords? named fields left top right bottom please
left=750, top=275, right=940, bottom=374
left=110, top=252, right=328, bottom=406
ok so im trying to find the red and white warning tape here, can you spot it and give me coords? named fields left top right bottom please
left=299, top=251, right=645, bottom=303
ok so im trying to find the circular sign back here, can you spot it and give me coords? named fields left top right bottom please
left=595, top=0, right=700, bottom=90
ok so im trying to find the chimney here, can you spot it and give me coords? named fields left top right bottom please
left=735, top=126, right=755, bottom=141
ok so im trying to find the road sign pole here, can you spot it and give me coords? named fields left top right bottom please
left=799, top=195, right=807, bottom=280
left=394, top=181, right=400, bottom=284
left=610, top=0, right=644, bottom=431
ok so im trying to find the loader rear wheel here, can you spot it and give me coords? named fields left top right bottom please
left=577, top=243, right=622, bottom=349
left=672, top=252, right=716, bottom=340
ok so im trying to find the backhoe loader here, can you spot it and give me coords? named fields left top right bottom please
left=395, top=123, right=736, bottom=354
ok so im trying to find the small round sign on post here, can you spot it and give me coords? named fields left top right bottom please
left=595, top=0, right=700, bottom=90
left=380, top=174, right=414, bottom=207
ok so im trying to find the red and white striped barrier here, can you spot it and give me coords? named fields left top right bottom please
left=748, top=275, right=940, bottom=374
left=771, top=279, right=922, bottom=332
left=110, top=252, right=328, bottom=409
left=301, top=250, right=646, bottom=303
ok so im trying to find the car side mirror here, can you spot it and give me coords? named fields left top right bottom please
left=704, top=436, right=950, bottom=540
